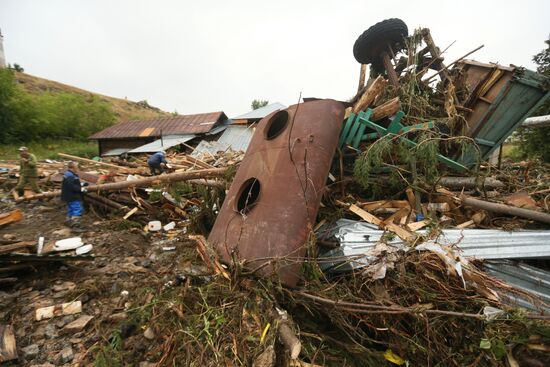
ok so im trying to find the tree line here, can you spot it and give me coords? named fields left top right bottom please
left=0, top=68, right=115, bottom=144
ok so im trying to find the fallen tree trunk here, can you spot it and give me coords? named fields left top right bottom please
left=58, top=153, right=132, bottom=172
left=521, top=115, right=550, bottom=128
left=460, top=195, right=550, bottom=225
left=279, top=322, right=301, bottom=360
left=439, top=176, right=505, bottom=190
left=352, top=75, right=387, bottom=113
left=17, top=168, right=229, bottom=202
left=371, top=97, right=401, bottom=121
left=85, top=193, right=127, bottom=210
left=187, top=179, right=225, bottom=188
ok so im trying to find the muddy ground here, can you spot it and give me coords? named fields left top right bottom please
left=1, top=198, right=201, bottom=366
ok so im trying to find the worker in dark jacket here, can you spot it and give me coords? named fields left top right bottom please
left=15, top=147, right=41, bottom=195
left=147, top=151, right=169, bottom=175
left=61, top=161, right=88, bottom=228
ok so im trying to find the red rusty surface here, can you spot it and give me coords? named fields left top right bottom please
left=89, top=111, right=227, bottom=139
left=208, top=99, right=345, bottom=286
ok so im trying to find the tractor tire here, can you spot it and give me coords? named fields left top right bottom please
left=353, top=18, right=408, bottom=67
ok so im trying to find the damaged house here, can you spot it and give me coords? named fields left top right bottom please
left=89, top=111, right=230, bottom=156
left=191, top=102, right=287, bottom=158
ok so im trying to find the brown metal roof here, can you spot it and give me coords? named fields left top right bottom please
left=89, top=111, right=227, bottom=140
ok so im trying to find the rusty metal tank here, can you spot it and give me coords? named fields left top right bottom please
left=208, top=99, right=345, bottom=286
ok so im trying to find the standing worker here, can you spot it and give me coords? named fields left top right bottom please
left=14, top=146, right=40, bottom=196
left=61, top=161, right=88, bottom=229
left=147, top=151, right=169, bottom=175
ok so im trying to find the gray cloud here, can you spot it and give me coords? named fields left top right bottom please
left=1, top=0, right=548, bottom=117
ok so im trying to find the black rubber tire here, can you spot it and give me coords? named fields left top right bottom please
left=353, top=18, right=408, bottom=66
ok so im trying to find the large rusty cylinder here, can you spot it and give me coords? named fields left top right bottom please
left=208, top=99, right=345, bottom=286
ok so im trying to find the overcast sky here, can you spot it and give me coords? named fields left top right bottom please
left=1, top=0, right=549, bottom=118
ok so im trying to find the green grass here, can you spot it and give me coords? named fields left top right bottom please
left=0, top=140, right=98, bottom=160
left=501, top=143, right=525, bottom=161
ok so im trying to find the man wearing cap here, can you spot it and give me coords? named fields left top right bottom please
left=147, top=151, right=169, bottom=175
left=61, top=161, right=88, bottom=229
left=14, top=147, right=40, bottom=195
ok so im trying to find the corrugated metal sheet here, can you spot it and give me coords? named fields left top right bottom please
left=317, top=219, right=550, bottom=272
left=127, top=134, right=196, bottom=154
left=191, top=125, right=255, bottom=157
left=101, top=148, right=132, bottom=157
left=232, top=102, right=287, bottom=120
left=482, top=260, right=550, bottom=312
left=89, top=112, right=227, bottom=140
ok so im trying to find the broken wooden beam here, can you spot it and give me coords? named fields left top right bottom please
left=0, top=253, right=94, bottom=262
left=371, top=97, right=401, bottom=121
left=358, top=64, right=367, bottom=92
left=17, top=167, right=229, bottom=202
left=58, top=153, right=132, bottom=172
left=187, top=179, right=226, bottom=188
left=381, top=52, right=399, bottom=87
left=0, top=209, right=23, bottom=228
left=85, top=193, right=127, bottom=211
left=35, top=301, right=82, bottom=321
left=424, top=44, right=484, bottom=83
left=0, top=324, right=18, bottom=362
left=420, top=28, right=447, bottom=80
left=352, top=75, right=387, bottom=113
left=279, top=322, right=301, bottom=360
left=349, top=204, right=414, bottom=241
left=0, top=241, right=36, bottom=254
left=459, top=195, right=550, bottom=225
left=439, top=176, right=504, bottom=190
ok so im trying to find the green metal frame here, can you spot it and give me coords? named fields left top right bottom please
left=339, top=109, right=468, bottom=172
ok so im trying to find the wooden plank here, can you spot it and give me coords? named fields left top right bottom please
left=382, top=207, right=410, bottom=225
left=0, top=241, right=35, bottom=254
left=405, top=188, right=416, bottom=209
left=361, top=200, right=409, bottom=211
left=407, top=220, right=430, bottom=231
left=122, top=207, right=139, bottom=220
left=0, top=209, right=23, bottom=227
left=349, top=204, right=381, bottom=226
left=456, top=220, right=475, bottom=229
left=349, top=204, right=414, bottom=242
left=35, top=301, right=82, bottom=321
left=385, top=222, right=414, bottom=242
left=58, top=153, right=131, bottom=172
left=0, top=324, right=18, bottom=362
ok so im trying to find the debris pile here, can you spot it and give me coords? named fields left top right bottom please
left=1, top=19, right=550, bottom=366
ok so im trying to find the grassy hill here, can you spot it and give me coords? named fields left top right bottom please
left=0, top=71, right=171, bottom=159
left=15, top=71, right=170, bottom=122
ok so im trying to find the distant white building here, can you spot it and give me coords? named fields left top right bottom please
left=0, top=29, right=6, bottom=68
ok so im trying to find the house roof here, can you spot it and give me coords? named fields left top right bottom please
left=127, top=134, right=196, bottom=154
left=231, top=102, right=286, bottom=120
left=89, top=111, right=227, bottom=140
left=191, top=125, right=255, bottom=157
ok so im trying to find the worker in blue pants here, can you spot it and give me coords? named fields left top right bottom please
left=61, top=161, right=88, bottom=228
left=147, top=151, right=169, bottom=175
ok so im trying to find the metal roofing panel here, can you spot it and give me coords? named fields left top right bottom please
left=231, top=102, right=286, bottom=120
left=89, top=112, right=227, bottom=140
left=482, top=260, right=550, bottom=312
left=101, top=148, right=132, bottom=157
left=317, top=219, right=550, bottom=273
left=191, top=125, right=255, bottom=157
left=127, top=134, right=195, bottom=154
